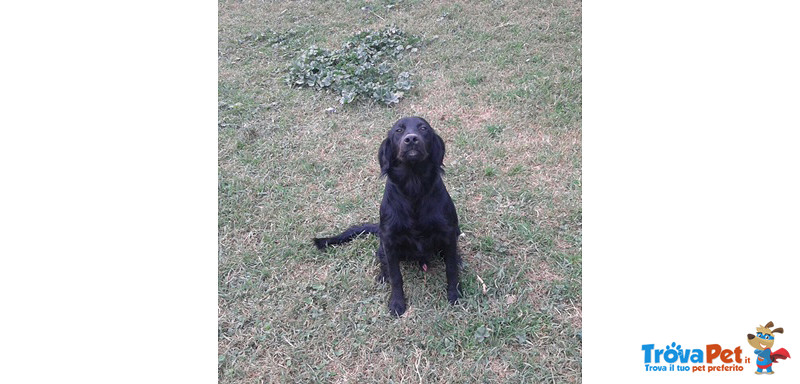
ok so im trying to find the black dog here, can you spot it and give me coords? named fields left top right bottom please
left=314, top=116, right=461, bottom=316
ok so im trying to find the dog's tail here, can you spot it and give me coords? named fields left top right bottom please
left=313, top=223, right=379, bottom=250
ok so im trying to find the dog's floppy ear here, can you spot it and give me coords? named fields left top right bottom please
left=378, top=136, right=393, bottom=176
left=430, top=132, right=446, bottom=171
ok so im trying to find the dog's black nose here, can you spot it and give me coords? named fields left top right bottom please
left=403, top=134, right=420, bottom=145
left=747, top=334, right=755, bottom=340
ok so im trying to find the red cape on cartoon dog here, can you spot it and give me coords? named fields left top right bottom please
left=770, top=348, right=791, bottom=363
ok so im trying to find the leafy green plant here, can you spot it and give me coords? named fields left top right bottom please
left=474, top=326, right=491, bottom=342
left=240, top=28, right=299, bottom=46
left=286, top=26, right=419, bottom=105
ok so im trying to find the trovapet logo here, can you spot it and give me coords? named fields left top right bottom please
left=641, top=343, right=745, bottom=373
left=641, top=320, right=791, bottom=375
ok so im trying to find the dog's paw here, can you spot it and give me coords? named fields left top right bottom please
left=375, top=268, right=388, bottom=284
left=389, top=297, right=407, bottom=317
left=447, top=287, right=461, bottom=305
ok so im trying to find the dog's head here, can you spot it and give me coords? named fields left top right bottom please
left=747, top=321, right=783, bottom=350
left=379, top=116, right=445, bottom=175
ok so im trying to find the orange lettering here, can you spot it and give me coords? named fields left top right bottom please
left=706, top=344, right=721, bottom=363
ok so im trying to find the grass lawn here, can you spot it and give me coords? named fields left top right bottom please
left=219, top=0, right=581, bottom=382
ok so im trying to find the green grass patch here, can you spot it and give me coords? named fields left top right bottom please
left=485, top=123, right=505, bottom=138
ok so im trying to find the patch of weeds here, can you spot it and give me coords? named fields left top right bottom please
left=485, top=124, right=504, bottom=138
left=381, top=0, right=405, bottom=10
left=508, top=164, right=524, bottom=176
left=286, top=26, right=420, bottom=105
left=477, top=236, right=496, bottom=253
left=240, top=28, right=300, bottom=47
left=474, top=325, right=491, bottom=343
left=436, top=4, right=460, bottom=23
left=465, top=72, right=485, bottom=86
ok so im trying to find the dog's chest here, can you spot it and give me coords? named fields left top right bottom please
left=381, top=185, right=448, bottom=242
left=394, top=210, right=444, bottom=241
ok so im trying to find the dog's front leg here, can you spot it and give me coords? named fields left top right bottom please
left=444, top=242, right=461, bottom=304
left=384, top=246, right=407, bottom=316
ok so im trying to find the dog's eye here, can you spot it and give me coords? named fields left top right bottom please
left=395, top=127, right=404, bottom=133
left=420, top=126, right=428, bottom=131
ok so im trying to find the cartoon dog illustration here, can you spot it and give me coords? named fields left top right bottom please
left=747, top=321, right=791, bottom=374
